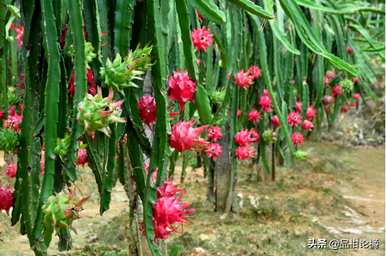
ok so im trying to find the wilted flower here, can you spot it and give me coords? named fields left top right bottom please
left=169, top=121, right=207, bottom=152
left=137, top=95, right=157, bottom=125
left=191, top=27, right=213, bottom=52
left=168, top=71, right=196, bottom=110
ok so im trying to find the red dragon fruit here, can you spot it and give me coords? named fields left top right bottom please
left=6, top=163, right=17, bottom=178
left=259, top=89, right=272, bottom=112
left=302, top=120, right=314, bottom=131
left=207, top=126, right=222, bottom=142
left=235, top=146, right=255, bottom=160
left=247, top=65, right=261, bottom=80
left=169, top=121, right=207, bottom=152
left=168, top=71, right=196, bottom=110
left=272, top=115, right=280, bottom=127
left=191, top=27, right=213, bottom=52
left=234, top=70, right=253, bottom=89
left=206, top=143, right=222, bottom=160
left=292, top=132, right=304, bottom=146
left=137, top=95, right=157, bottom=125
left=151, top=181, right=194, bottom=240
left=287, top=112, right=302, bottom=127
left=248, top=110, right=261, bottom=123
left=0, top=187, right=13, bottom=212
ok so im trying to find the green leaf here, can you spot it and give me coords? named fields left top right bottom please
left=33, top=0, right=61, bottom=246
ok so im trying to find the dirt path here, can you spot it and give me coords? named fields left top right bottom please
left=307, top=143, right=385, bottom=256
left=341, top=146, right=385, bottom=230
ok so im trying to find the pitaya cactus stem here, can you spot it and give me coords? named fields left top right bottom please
left=0, top=2, right=8, bottom=118
left=32, top=0, right=61, bottom=252
left=271, top=143, right=276, bottom=181
left=64, top=0, right=87, bottom=182
left=141, top=0, right=169, bottom=254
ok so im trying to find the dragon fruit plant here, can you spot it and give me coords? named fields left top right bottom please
left=0, top=0, right=382, bottom=255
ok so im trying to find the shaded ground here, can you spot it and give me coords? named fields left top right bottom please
left=0, top=142, right=384, bottom=255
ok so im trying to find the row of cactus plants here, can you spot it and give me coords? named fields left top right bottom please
left=0, top=0, right=384, bottom=255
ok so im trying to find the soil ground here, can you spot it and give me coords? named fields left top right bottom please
left=0, top=141, right=384, bottom=256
